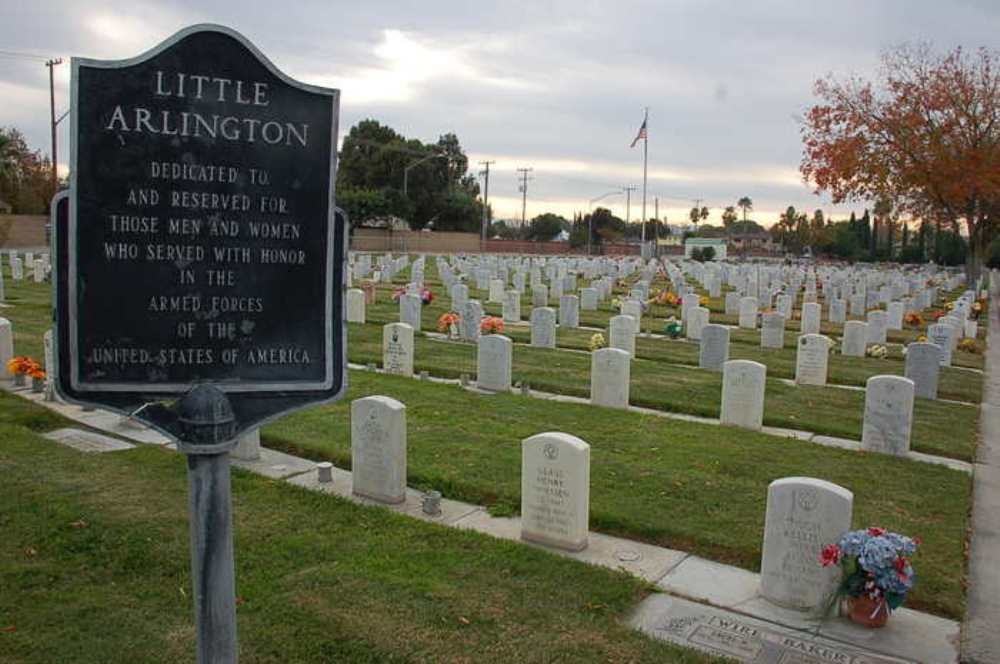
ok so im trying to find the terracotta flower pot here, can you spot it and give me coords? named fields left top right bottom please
left=847, top=595, right=890, bottom=628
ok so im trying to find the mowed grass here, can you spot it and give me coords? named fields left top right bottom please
left=1, top=424, right=727, bottom=664
left=265, top=369, right=971, bottom=620
left=343, top=322, right=979, bottom=462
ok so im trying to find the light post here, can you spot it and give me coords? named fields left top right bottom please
left=588, top=190, right=622, bottom=256
left=403, top=152, right=448, bottom=197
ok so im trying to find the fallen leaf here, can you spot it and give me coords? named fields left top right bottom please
left=23, top=547, right=36, bottom=558
left=70, top=519, right=89, bottom=529
left=458, top=616, right=470, bottom=625
left=1, top=626, right=16, bottom=633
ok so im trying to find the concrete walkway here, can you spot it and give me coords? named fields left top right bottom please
left=961, top=273, right=1000, bottom=663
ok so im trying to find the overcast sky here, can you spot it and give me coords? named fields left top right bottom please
left=2, top=1, right=998, bottom=226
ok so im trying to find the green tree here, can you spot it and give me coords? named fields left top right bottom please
left=526, top=213, right=568, bottom=241
left=336, top=120, right=483, bottom=232
left=0, top=127, right=56, bottom=213
left=721, top=206, right=738, bottom=231
left=737, top=196, right=753, bottom=221
left=688, top=206, right=708, bottom=229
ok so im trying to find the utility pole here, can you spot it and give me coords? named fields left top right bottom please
left=517, top=167, right=533, bottom=227
left=478, top=160, right=495, bottom=244
left=623, top=185, right=638, bottom=227
left=654, top=196, right=660, bottom=254
left=45, top=58, right=63, bottom=193
left=640, top=107, right=648, bottom=245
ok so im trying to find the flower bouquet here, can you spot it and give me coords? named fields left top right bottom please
left=866, top=344, right=888, bottom=359
left=7, top=356, right=40, bottom=388
left=820, top=527, right=919, bottom=628
left=664, top=318, right=682, bottom=339
left=391, top=286, right=407, bottom=302
left=958, top=338, right=981, bottom=354
left=420, top=288, right=434, bottom=305
left=437, top=312, right=461, bottom=338
left=903, top=311, right=923, bottom=328
left=480, top=316, right=504, bottom=334
left=588, top=333, right=606, bottom=351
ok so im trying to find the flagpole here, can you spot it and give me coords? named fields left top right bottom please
left=641, top=107, right=648, bottom=249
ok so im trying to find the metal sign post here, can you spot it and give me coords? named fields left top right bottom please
left=53, top=25, right=346, bottom=662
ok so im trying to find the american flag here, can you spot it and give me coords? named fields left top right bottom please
left=630, top=118, right=647, bottom=148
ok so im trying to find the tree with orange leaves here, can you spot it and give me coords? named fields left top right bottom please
left=801, top=44, right=1000, bottom=279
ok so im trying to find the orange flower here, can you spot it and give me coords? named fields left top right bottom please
left=480, top=316, right=504, bottom=334
left=7, top=356, right=36, bottom=376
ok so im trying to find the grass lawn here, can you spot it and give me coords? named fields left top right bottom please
left=1, top=419, right=733, bottom=663
left=343, top=322, right=980, bottom=462
left=264, top=369, right=972, bottom=620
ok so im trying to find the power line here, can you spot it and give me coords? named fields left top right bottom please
left=0, top=49, right=54, bottom=61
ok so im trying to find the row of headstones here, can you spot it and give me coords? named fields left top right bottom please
left=344, top=393, right=877, bottom=615
left=2, top=250, right=50, bottom=283
left=379, top=321, right=924, bottom=456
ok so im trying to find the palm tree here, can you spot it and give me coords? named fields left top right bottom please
left=737, top=196, right=753, bottom=222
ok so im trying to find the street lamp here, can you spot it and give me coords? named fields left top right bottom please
left=403, top=152, right=448, bottom=197
left=588, top=190, right=623, bottom=256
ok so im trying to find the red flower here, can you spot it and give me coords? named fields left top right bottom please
left=894, top=556, right=907, bottom=572
left=867, top=526, right=887, bottom=537
left=913, top=536, right=922, bottom=546
left=819, top=543, right=841, bottom=566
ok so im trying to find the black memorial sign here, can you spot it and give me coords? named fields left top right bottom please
left=56, top=24, right=345, bottom=439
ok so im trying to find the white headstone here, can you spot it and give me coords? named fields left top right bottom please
left=382, top=323, right=414, bottom=377
left=502, top=290, right=521, bottom=323
left=559, top=294, right=580, bottom=328
left=477, top=334, right=513, bottom=392
left=720, top=359, right=766, bottom=430
left=346, top=288, right=366, bottom=323
left=861, top=375, right=915, bottom=456
left=0, top=318, right=12, bottom=382
left=760, top=477, right=854, bottom=611
left=905, top=342, right=940, bottom=400
left=800, top=302, right=821, bottom=335
left=866, top=310, right=888, bottom=344
left=450, top=283, right=468, bottom=313
left=841, top=320, right=867, bottom=357
left=520, top=432, right=590, bottom=551
left=351, top=396, right=407, bottom=504
left=795, top=334, right=830, bottom=386
left=738, top=297, right=758, bottom=329
left=760, top=312, right=785, bottom=349
left=462, top=300, right=483, bottom=341
left=609, top=314, right=636, bottom=356
left=532, top=284, right=549, bottom=309
left=231, top=428, right=261, bottom=461
left=686, top=306, right=710, bottom=341
left=399, top=293, right=422, bottom=331
left=488, top=279, right=505, bottom=303
left=698, top=324, right=730, bottom=371
left=590, top=347, right=630, bottom=408
left=530, top=307, right=557, bottom=349
left=927, top=323, right=953, bottom=366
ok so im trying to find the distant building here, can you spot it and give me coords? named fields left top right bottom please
left=727, top=230, right=777, bottom=254
left=684, top=237, right=727, bottom=260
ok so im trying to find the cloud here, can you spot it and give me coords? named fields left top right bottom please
left=303, top=29, right=537, bottom=106
left=1, top=0, right=997, bottom=225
